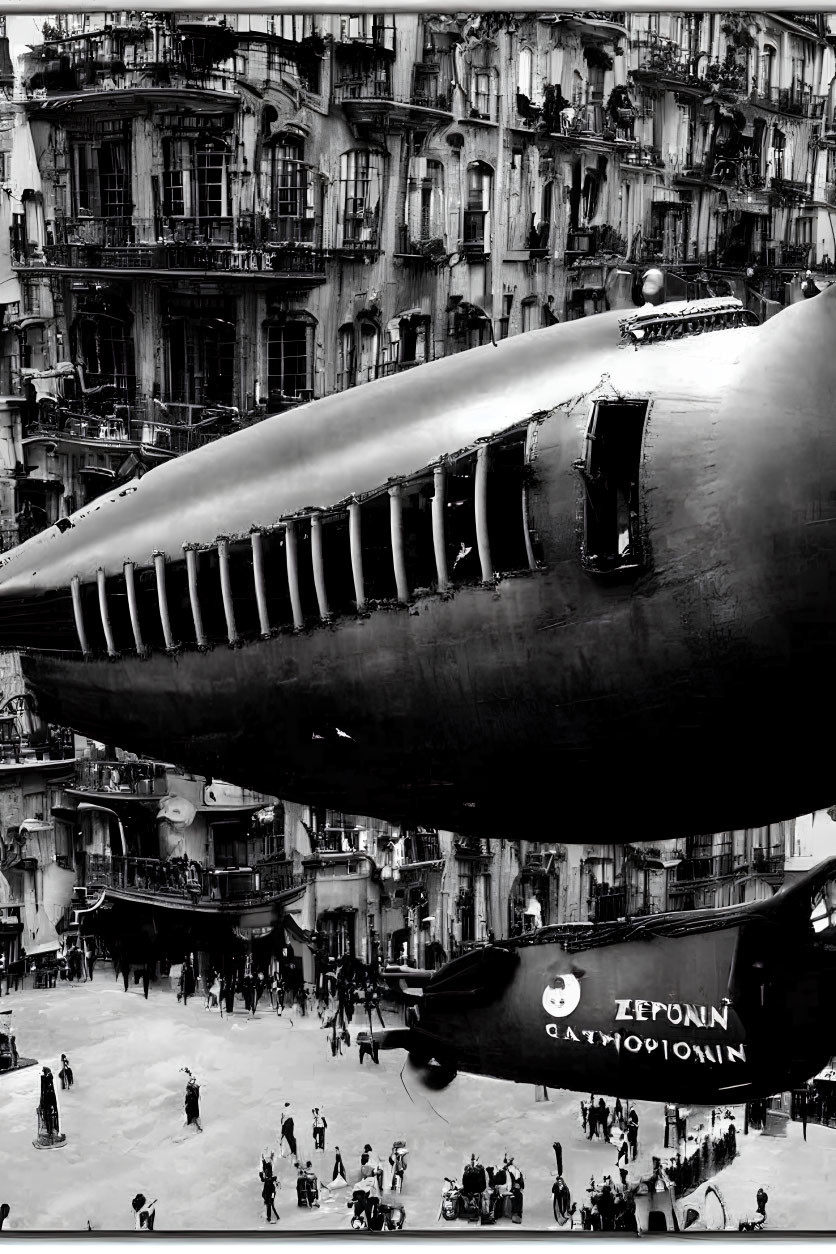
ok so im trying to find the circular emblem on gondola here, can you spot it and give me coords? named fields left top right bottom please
left=542, top=974, right=581, bottom=1018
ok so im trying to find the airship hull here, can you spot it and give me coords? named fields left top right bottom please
left=3, top=293, right=836, bottom=838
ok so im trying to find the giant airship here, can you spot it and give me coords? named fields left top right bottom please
left=0, top=289, right=834, bottom=844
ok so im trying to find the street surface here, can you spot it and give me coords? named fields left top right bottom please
left=0, top=979, right=832, bottom=1231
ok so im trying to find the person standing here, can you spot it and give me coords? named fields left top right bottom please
left=627, top=1110, right=639, bottom=1162
left=614, top=1097, right=623, bottom=1130
left=59, top=1054, right=74, bottom=1089
left=131, top=1194, right=156, bottom=1232
left=261, top=1169, right=280, bottom=1224
left=184, top=1073, right=202, bottom=1132
left=85, top=941, right=96, bottom=981
left=599, top=1099, right=612, bottom=1144
left=616, top=1131, right=629, bottom=1169
left=587, top=1103, right=599, bottom=1140
left=332, top=1146, right=347, bottom=1186
left=312, top=1108, right=327, bottom=1151
left=580, top=1101, right=588, bottom=1133
left=756, top=1187, right=768, bottom=1219
left=280, top=1103, right=297, bottom=1158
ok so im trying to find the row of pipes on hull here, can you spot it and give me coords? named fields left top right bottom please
left=68, top=422, right=542, bottom=659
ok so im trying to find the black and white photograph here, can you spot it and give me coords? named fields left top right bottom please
left=0, top=1, right=835, bottom=1235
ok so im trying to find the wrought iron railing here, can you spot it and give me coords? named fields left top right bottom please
left=75, top=758, right=169, bottom=797
left=84, top=853, right=304, bottom=900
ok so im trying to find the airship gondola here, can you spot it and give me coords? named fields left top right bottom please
left=370, top=857, right=836, bottom=1104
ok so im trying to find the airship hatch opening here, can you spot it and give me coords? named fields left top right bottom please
left=580, top=399, right=649, bottom=576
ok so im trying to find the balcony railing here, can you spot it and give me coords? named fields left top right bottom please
left=743, top=852, right=786, bottom=878
left=588, top=888, right=626, bottom=923
left=23, top=406, right=249, bottom=454
left=400, top=832, right=441, bottom=864
left=46, top=212, right=314, bottom=247
left=84, top=853, right=305, bottom=901
left=19, top=236, right=326, bottom=277
left=670, top=853, right=734, bottom=888
left=73, top=758, right=169, bottom=797
left=557, top=103, right=636, bottom=143
left=749, top=85, right=826, bottom=118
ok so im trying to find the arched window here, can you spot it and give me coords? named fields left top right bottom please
left=356, top=318, right=380, bottom=385
left=268, top=137, right=317, bottom=243
left=405, top=157, right=445, bottom=247
left=518, top=46, right=533, bottom=99
left=339, top=150, right=382, bottom=249
left=463, top=161, right=493, bottom=253
left=264, top=314, right=316, bottom=411
left=761, top=45, right=776, bottom=96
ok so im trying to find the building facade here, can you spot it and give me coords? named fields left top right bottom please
left=0, top=10, right=831, bottom=538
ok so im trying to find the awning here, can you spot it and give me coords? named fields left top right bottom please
left=51, top=806, right=78, bottom=822
left=283, top=913, right=316, bottom=949
left=19, top=819, right=53, bottom=835
left=25, top=938, right=61, bottom=956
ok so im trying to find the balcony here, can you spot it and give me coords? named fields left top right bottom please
left=20, top=56, right=239, bottom=111
left=669, top=853, right=734, bottom=891
left=23, top=401, right=253, bottom=456
left=553, top=101, right=637, bottom=148
left=740, top=851, right=786, bottom=881
left=630, top=38, right=708, bottom=97
left=454, top=835, right=492, bottom=861
left=71, top=758, right=169, bottom=799
left=399, top=832, right=442, bottom=867
left=770, top=175, right=812, bottom=202
left=558, top=12, right=628, bottom=39
left=460, top=210, right=489, bottom=257
left=14, top=219, right=326, bottom=283
left=749, top=85, right=826, bottom=119
left=620, top=144, right=665, bottom=171
left=84, top=853, right=305, bottom=903
left=335, top=78, right=452, bottom=127
left=588, top=887, right=626, bottom=923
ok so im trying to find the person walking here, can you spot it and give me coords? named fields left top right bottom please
left=184, top=1072, right=202, bottom=1132
left=616, top=1131, right=629, bottom=1170
left=756, top=1187, right=768, bottom=1219
left=580, top=1101, right=588, bottom=1133
left=85, top=942, right=96, bottom=981
left=599, top=1099, right=612, bottom=1143
left=261, top=1168, right=280, bottom=1224
left=553, top=1141, right=563, bottom=1177
left=614, top=1097, right=623, bottom=1130
left=280, top=1102, right=297, bottom=1158
left=312, top=1107, right=327, bottom=1151
left=587, top=1102, right=599, bottom=1140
